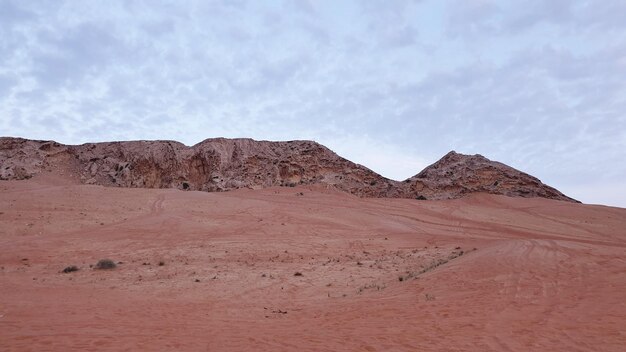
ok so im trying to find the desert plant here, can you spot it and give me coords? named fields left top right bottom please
left=294, top=272, right=303, bottom=276
left=62, top=265, right=79, bottom=273
left=94, top=259, right=116, bottom=270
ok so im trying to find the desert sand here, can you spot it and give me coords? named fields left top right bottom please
left=1, top=174, right=625, bottom=351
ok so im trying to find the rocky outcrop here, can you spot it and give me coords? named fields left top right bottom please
left=403, top=151, right=577, bottom=202
left=0, top=137, right=578, bottom=202
left=0, top=137, right=401, bottom=198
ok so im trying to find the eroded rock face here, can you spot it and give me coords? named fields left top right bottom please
left=0, top=139, right=64, bottom=180
left=0, top=137, right=578, bottom=202
left=0, top=137, right=401, bottom=197
left=404, top=151, right=577, bottom=202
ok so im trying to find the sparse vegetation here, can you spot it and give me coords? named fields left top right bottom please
left=294, top=271, right=303, bottom=276
left=397, top=248, right=476, bottom=282
left=158, top=261, right=165, bottom=266
left=94, top=259, right=117, bottom=270
left=357, top=282, right=386, bottom=293
left=62, top=265, right=79, bottom=273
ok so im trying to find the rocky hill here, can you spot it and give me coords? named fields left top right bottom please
left=0, top=137, right=578, bottom=202
left=403, top=151, right=575, bottom=201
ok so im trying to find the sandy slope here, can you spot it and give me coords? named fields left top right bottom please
left=0, top=176, right=624, bottom=351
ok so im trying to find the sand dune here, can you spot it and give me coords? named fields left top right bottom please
left=0, top=176, right=624, bottom=351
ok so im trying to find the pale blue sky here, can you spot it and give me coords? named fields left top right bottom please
left=1, top=0, right=625, bottom=207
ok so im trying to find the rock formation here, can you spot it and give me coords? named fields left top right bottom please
left=0, top=137, right=578, bottom=202
left=404, top=151, right=575, bottom=201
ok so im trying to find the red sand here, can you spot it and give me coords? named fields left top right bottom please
left=1, top=177, right=625, bottom=351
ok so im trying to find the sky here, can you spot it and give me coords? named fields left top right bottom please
left=1, top=0, right=625, bottom=207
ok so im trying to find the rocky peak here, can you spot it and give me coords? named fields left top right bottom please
left=405, top=151, right=577, bottom=202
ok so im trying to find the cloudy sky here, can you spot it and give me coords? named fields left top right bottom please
left=1, top=0, right=625, bottom=207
